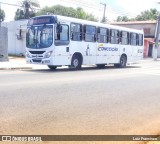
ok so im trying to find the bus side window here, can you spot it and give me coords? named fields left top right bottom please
left=55, top=24, right=69, bottom=46
left=97, top=27, right=108, bottom=43
left=110, top=29, right=119, bottom=44
left=121, top=31, right=129, bottom=45
left=130, top=33, right=137, bottom=46
left=84, top=25, right=96, bottom=42
left=138, top=34, right=143, bottom=46
left=136, top=34, right=139, bottom=45
left=71, top=23, right=82, bottom=41
left=56, top=25, right=69, bottom=41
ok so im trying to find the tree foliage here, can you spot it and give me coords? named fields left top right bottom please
left=0, top=9, right=5, bottom=22
left=36, top=5, right=98, bottom=22
left=135, top=8, right=158, bottom=21
left=14, top=8, right=36, bottom=20
left=14, top=0, right=40, bottom=20
left=117, top=16, right=129, bottom=22
left=116, top=8, right=159, bottom=22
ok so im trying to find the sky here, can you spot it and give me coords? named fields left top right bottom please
left=0, top=0, right=159, bottom=22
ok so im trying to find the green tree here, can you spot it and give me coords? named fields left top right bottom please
left=36, top=5, right=98, bottom=22
left=121, top=16, right=129, bottom=22
left=117, top=16, right=129, bottom=22
left=116, top=8, right=159, bottom=22
left=0, top=9, right=5, bottom=22
left=117, top=16, right=122, bottom=22
left=135, top=8, right=158, bottom=21
left=14, top=9, right=25, bottom=20
left=14, top=0, right=40, bottom=20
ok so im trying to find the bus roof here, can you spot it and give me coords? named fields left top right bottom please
left=30, top=15, right=144, bottom=34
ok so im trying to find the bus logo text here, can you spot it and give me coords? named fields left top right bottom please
left=98, top=47, right=118, bottom=51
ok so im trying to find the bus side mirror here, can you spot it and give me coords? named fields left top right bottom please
left=56, top=24, right=62, bottom=33
left=94, top=34, right=97, bottom=42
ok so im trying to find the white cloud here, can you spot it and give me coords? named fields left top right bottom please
left=1, top=0, right=20, bottom=21
left=116, top=0, right=157, bottom=16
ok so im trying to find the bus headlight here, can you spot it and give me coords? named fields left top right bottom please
left=25, top=51, right=31, bottom=58
left=44, top=51, right=53, bottom=58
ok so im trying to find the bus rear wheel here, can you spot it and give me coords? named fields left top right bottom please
left=114, top=55, right=127, bottom=68
left=69, top=55, right=82, bottom=70
left=47, top=65, right=57, bottom=70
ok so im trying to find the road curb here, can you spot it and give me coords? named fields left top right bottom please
left=0, top=67, right=32, bottom=70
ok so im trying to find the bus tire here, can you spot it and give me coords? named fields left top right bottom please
left=47, top=65, right=57, bottom=70
left=114, top=64, right=119, bottom=68
left=70, top=55, right=82, bottom=70
left=96, top=64, right=105, bottom=68
left=115, top=55, right=127, bottom=68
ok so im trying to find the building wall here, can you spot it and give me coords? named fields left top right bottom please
left=2, top=20, right=28, bottom=56
left=144, top=40, right=149, bottom=57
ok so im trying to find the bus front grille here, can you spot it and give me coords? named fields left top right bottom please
left=29, top=51, right=45, bottom=54
left=32, top=59, right=42, bottom=63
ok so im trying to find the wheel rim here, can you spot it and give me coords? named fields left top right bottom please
left=73, top=59, right=79, bottom=68
left=121, top=57, right=126, bottom=66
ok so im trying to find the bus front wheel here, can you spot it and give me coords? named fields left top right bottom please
left=47, top=65, right=57, bottom=70
left=70, top=55, right=82, bottom=70
left=96, top=64, right=106, bottom=68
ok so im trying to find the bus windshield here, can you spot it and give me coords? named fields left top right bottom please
left=26, top=25, right=53, bottom=49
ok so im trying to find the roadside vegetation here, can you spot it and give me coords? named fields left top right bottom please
left=0, top=0, right=159, bottom=22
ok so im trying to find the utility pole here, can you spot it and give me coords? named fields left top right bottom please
left=153, top=16, right=160, bottom=61
left=100, top=3, right=106, bottom=23
left=0, top=2, right=1, bottom=27
left=153, top=2, right=160, bottom=61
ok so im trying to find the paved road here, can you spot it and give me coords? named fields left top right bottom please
left=0, top=60, right=160, bottom=144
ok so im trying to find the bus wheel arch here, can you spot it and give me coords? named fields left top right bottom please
left=70, top=53, right=83, bottom=70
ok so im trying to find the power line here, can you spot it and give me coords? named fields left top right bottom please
left=0, top=1, right=21, bottom=7
left=59, top=0, right=102, bottom=11
left=72, top=0, right=138, bottom=17
left=59, top=0, right=137, bottom=18
left=0, top=0, right=138, bottom=21
left=0, top=1, right=40, bottom=10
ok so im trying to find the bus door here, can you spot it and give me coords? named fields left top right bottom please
left=54, top=23, right=70, bottom=65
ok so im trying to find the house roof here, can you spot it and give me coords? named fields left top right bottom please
left=110, top=21, right=156, bottom=25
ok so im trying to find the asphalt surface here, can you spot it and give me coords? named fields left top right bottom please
left=0, top=60, right=160, bottom=144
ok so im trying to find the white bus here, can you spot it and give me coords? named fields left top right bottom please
left=26, top=15, right=144, bottom=70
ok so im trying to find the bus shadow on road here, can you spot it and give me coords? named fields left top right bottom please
left=24, top=65, right=141, bottom=73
